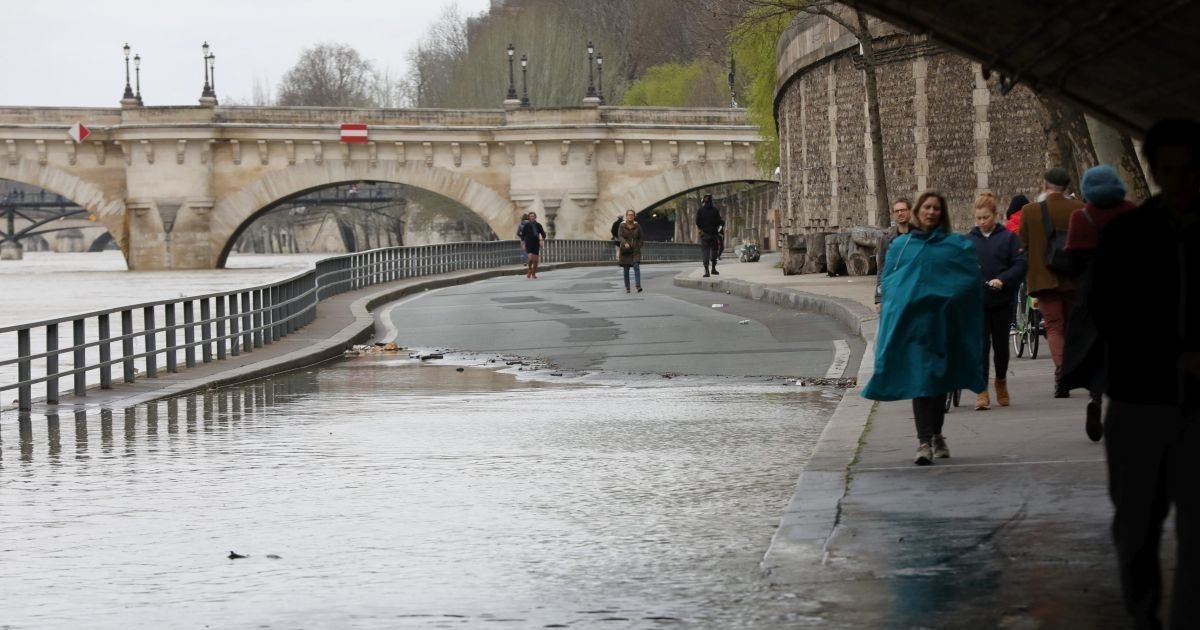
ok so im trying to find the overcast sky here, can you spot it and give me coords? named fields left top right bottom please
left=0, top=0, right=492, bottom=108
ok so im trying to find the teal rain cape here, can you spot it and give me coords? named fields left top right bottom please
left=863, top=228, right=986, bottom=401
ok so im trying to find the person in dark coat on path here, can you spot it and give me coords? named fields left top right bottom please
left=875, top=197, right=912, bottom=308
left=695, top=194, right=725, bottom=277
left=1019, top=168, right=1085, bottom=397
left=520, top=212, right=547, bottom=278
left=617, top=209, right=644, bottom=293
left=1061, top=165, right=1138, bottom=442
left=966, top=191, right=1026, bottom=410
left=1090, top=119, right=1200, bottom=630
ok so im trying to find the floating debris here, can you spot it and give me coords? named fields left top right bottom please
left=420, top=353, right=444, bottom=360
left=738, top=320, right=750, bottom=325
left=711, top=304, right=727, bottom=309
left=793, top=376, right=857, bottom=388
left=456, top=367, right=465, bottom=372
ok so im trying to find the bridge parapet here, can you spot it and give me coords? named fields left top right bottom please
left=0, top=105, right=764, bottom=269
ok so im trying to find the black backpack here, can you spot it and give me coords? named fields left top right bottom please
left=1040, top=200, right=1075, bottom=275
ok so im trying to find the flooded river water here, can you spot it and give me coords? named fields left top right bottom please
left=1, top=252, right=842, bottom=628
left=1, top=356, right=837, bottom=628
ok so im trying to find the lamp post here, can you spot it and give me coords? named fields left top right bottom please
left=200, top=41, right=214, bottom=99
left=122, top=43, right=135, bottom=100
left=505, top=43, right=518, bottom=101
left=520, top=54, right=530, bottom=107
left=728, top=57, right=738, bottom=108
left=209, top=54, right=217, bottom=96
left=134, top=53, right=143, bottom=105
left=596, top=53, right=605, bottom=105
left=584, top=41, right=597, bottom=100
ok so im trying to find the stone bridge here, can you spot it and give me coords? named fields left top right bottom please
left=0, top=105, right=766, bottom=269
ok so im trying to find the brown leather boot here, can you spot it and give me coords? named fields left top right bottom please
left=975, top=391, right=990, bottom=410
left=995, top=378, right=1010, bottom=407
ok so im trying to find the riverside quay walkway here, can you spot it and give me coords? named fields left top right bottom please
left=3, top=246, right=1144, bottom=626
left=677, top=258, right=1138, bottom=628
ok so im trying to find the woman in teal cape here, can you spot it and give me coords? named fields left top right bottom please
left=864, top=191, right=985, bottom=465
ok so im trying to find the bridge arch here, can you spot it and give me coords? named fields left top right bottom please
left=212, top=162, right=515, bottom=267
left=0, top=159, right=127, bottom=253
left=595, top=160, right=774, bottom=233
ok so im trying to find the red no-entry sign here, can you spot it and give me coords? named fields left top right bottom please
left=340, top=123, right=368, bottom=144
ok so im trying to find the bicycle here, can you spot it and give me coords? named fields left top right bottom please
left=944, top=389, right=962, bottom=412
left=1011, top=281, right=1043, bottom=359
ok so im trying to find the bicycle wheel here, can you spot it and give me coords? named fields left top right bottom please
left=1029, top=310, right=1042, bottom=359
left=1012, top=284, right=1028, bottom=358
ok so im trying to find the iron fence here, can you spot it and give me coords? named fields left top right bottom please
left=1, top=239, right=698, bottom=411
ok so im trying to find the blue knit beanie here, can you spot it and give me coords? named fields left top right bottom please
left=1081, top=165, right=1127, bottom=207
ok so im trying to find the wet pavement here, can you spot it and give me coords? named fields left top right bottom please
left=379, top=265, right=862, bottom=379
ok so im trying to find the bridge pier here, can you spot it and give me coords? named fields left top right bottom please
left=0, top=242, right=22, bottom=260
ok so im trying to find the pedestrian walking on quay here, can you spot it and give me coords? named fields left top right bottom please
left=1090, top=119, right=1200, bottom=630
left=696, top=194, right=725, bottom=277
left=864, top=191, right=985, bottom=466
left=1004, top=194, right=1029, bottom=235
left=1060, top=165, right=1138, bottom=442
left=519, top=211, right=546, bottom=278
left=967, top=191, right=1027, bottom=410
left=617, top=209, right=643, bottom=293
left=1019, top=167, right=1085, bottom=397
left=875, top=197, right=912, bottom=309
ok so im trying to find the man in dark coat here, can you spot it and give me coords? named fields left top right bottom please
left=695, top=194, right=725, bottom=277
left=1090, top=119, right=1200, bottom=630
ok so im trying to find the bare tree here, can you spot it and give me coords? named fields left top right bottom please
left=277, top=43, right=378, bottom=107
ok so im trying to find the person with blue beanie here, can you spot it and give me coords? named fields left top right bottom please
left=1062, top=165, right=1139, bottom=442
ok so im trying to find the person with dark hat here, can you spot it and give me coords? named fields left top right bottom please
left=695, top=194, right=725, bottom=277
left=1018, top=167, right=1084, bottom=397
left=1004, top=194, right=1030, bottom=234
left=1061, top=165, right=1138, bottom=441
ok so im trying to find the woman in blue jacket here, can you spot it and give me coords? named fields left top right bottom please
left=865, top=191, right=985, bottom=466
left=966, top=191, right=1027, bottom=410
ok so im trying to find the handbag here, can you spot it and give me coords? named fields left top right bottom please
left=1041, top=200, right=1074, bottom=274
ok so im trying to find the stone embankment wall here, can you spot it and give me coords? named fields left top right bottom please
left=775, top=11, right=1050, bottom=233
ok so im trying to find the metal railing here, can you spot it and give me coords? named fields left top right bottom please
left=1, top=239, right=698, bottom=412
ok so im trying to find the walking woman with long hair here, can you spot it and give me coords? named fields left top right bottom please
left=967, top=191, right=1027, bottom=410
left=617, top=209, right=643, bottom=293
left=865, top=191, right=985, bottom=465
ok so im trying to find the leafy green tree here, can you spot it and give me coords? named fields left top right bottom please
left=729, top=6, right=796, bottom=172
left=621, top=60, right=727, bottom=107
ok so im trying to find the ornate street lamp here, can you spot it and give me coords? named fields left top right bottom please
left=200, top=41, right=214, bottom=99
left=209, top=53, right=217, bottom=96
left=134, top=53, right=143, bottom=105
left=596, top=53, right=605, bottom=105
left=505, top=43, right=518, bottom=101
left=585, top=41, right=597, bottom=100
left=122, top=43, right=135, bottom=100
left=520, top=54, right=530, bottom=107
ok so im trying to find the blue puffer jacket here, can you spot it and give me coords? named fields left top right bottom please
left=863, top=227, right=986, bottom=401
left=966, top=224, right=1027, bottom=309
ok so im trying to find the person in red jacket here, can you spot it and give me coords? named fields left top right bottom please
left=1004, top=194, right=1029, bottom=234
